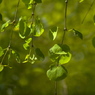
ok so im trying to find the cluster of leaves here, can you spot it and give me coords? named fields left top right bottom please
left=0, top=0, right=45, bottom=71
left=0, top=0, right=86, bottom=82
left=46, top=27, right=83, bottom=81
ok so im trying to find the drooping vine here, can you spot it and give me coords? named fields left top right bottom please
left=0, top=0, right=20, bottom=71
left=0, top=0, right=45, bottom=71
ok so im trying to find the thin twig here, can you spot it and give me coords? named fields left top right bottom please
left=82, top=0, right=95, bottom=24
left=61, top=0, right=68, bottom=44
left=30, top=2, right=37, bottom=51
left=14, top=0, right=20, bottom=22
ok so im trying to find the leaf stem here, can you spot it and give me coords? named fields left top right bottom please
left=61, top=0, right=68, bottom=44
left=30, top=2, right=37, bottom=50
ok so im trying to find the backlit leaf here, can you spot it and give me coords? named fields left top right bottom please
left=59, top=52, right=72, bottom=65
left=47, top=65, right=67, bottom=81
left=23, top=38, right=32, bottom=50
left=0, top=47, right=4, bottom=57
left=1, top=20, right=11, bottom=32
left=49, top=26, right=58, bottom=40
left=33, top=18, right=44, bottom=37
left=73, top=29, right=83, bottom=39
left=0, top=64, right=4, bottom=72
left=92, top=37, right=95, bottom=48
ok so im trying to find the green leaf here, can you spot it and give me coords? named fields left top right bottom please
left=0, top=13, right=2, bottom=21
left=1, top=20, right=11, bottom=32
left=73, top=29, right=83, bottom=39
left=47, top=65, right=67, bottom=81
left=49, top=44, right=67, bottom=55
left=59, top=44, right=70, bottom=52
left=0, top=0, right=2, bottom=4
left=33, top=18, right=44, bottom=37
left=34, top=0, right=42, bottom=3
left=18, top=17, right=30, bottom=39
left=23, top=38, right=32, bottom=50
left=12, top=50, right=21, bottom=63
left=93, top=15, right=95, bottom=25
left=35, top=48, right=44, bottom=60
left=59, top=52, right=71, bottom=65
left=19, top=18, right=26, bottom=39
left=92, top=37, right=95, bottom=48
left=0, top=47, right=4, bottom=57
left=0, top=64, right=4, bottom=72
left=49, top=26, right=58, bottom=40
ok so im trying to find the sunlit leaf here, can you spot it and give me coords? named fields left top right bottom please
left=92, top=37, right=95, bottom=48
left=33, top=18, right=44, bottom=37
left=49, top=44, right=67, bottom=55
left=73, top=29, right=83, bottom=39
left=59, top=52, right=72, bottom=65
left=29, top=54, right=37, bottom=64
left=49, top=26, right=58, bottom=40
left=0, top=47, right=4, bottom=57
left=47, top=65, right=67, bottom=81
left=0, top=64, right=4, bottom=72
left=0, top=13, right=2, bottom=21
left=35, top=48, right=44, bottom=60
left=23, top=38, right=32, bottom=50
left=1, top=20, right=11, bottom=32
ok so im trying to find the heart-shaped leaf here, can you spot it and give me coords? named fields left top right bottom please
left=47, top=65, right=67, bottom=81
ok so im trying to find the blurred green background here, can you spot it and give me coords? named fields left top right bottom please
left=0, top=0, right=95, bottom=95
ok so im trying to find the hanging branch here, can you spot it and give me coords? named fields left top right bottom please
left=61, top=0, right=68, bottom=44
left=0, top=0, right=20, bottom=65
left=31, top=1, right=37, bottom=48
left=54, top=0, right=68, bottom=95
left=82, top=0, right=95, bottom=24
left=9, top=0, right=20, bottom=47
